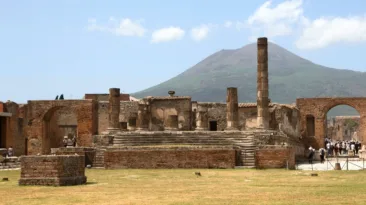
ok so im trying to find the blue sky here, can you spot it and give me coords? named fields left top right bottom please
left=1, top=0, right=366, bottom=103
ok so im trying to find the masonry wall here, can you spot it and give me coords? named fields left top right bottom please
left=5, top=102, right=24, bottom=156
left=239, top=106, right=257, bottom=129
left=197, top=103, right=227, bottom=131
left=19, top=155, right=87, bottom=186
left=148, top=97, right=192, bottom=131
left=255, top=146, right=295, bottom=169
left=85, top=93, right=130, bottom=101
left=120, top=101, right=139, bottom=127
left=104, top=148, right=236, bottom=169
left=53, top=147, right=96, bottom=167
left=25, top=100, right=96, bottom=155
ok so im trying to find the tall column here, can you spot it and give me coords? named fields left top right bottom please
left=226, top=87, right=239, bottom=130
left=195, top=105, right=208, bottom=131
left=136, top=103, right=149, bottom=131
left=108, top=88, right=120, bottom=131
left=257, top=37, right=270, bottom=129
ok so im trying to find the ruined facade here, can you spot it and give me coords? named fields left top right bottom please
left=327, top=116, right=360, bottom=141
left=4, top=36, right=364, bottom=169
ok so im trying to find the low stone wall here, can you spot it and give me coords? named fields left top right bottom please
left=255, top=146, right=295, bottom=169
left=53, top=147, right=96, bottom=167
left=104, top=148, right=236, bottom=169
left=19, top=155, right=87, bottom=186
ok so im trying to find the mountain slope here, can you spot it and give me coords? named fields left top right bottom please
left=133, top=42, right=366, bottom=116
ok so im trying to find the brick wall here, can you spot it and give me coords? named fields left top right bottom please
left=104, top=149, right=236, bottom=169
left=255, top=146, right=295, bottom=169
left=54, top=147, right=96, bottom=167
left=85, top=94, right=130, bottom=101
left=19, top=155, right=87, bottom=186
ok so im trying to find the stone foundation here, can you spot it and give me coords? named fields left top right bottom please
left=52, top=147, right=96, bottom=167
left=255, top=146, right=295, bottom=169
left=19, top=155, right=87, bottom=186
left=104, top=147, right=236, bottom=169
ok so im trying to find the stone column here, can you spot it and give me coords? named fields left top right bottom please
left=257, top=37, right=270, bottom=129
left=195, top=105, right=208, bottom=131
left=136, top=103, right=149, bottom=131
left=165, top=115, right=178, bottom=131
left=226, top=87, right=239, bottom=130
left=108, top=88, right=120, bottom=132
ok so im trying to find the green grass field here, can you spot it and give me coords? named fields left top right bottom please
left=0, top=169, right=365, bottom=205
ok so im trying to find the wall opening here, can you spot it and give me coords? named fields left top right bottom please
left=120, top=122, right=128, bottom=130
left=128, top=117, right=137, bottom=130
left=306, top=115, right=315, bottom=137
left=42, top=106, right=78, bottom=154
left=0, top=117, right=7, bottom=148
left=209, top=120, right=217, bottom=131
left=326, top=105, right=360, bottom=142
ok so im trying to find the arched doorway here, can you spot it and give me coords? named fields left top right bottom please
left=326, top=105, right=360, bottom=142
left=42, top=106, right=78, bottom=154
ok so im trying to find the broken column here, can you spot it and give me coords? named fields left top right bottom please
left=195, top=105, right=208, bottom=131
left=257, top=37, right=270, bottom=129
left=225, top=87, right=239, bottom=130
left=136, top=103, right=149, bottom=131
left=108, top=88, right=120, bottom=132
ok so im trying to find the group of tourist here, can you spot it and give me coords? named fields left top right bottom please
left=1, top=146, right=13, bottom=158
left=324, top=137, right=362, bottom=156
left=62, top=135, right=77, bottom=147
left=307, top=138, right=363, bottom=164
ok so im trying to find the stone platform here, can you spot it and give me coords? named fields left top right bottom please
left=19, top=155, right=87, bottom=186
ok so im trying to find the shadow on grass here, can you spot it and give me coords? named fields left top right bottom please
left=85, top=181, right=98, bottom=185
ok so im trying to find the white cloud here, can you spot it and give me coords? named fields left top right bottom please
left=296, top=15, right=366, bottom=49
left=190, top=24, right=213, bottom=41
left=246, top=0, right=304, bottom=39
left=87, top=17, right=146, bottom=37
left=224, top=21, right=233, bottom=28
left=151, top=27, right=185, bottom=43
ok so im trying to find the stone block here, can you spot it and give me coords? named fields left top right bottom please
left=18, top=155, right=87, bottom=186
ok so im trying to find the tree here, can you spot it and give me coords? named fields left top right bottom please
left=60, top=94, right=64, bottom=100
left=55, top=95, right=59, bottom=100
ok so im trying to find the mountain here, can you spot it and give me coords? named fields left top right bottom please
left=133, top=42, right=365, bottom=116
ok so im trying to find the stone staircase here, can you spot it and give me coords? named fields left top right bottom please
left=112, top=131, right=256, bottom=168
left=93, top=148, right=106, bottom=168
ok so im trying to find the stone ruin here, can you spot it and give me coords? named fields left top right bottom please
left=3, top=36, right=365, bottom=171
left=18, top=155, right=86, bottom=186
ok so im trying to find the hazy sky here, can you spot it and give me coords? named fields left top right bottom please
left=1, top=0, right=366, bottom=103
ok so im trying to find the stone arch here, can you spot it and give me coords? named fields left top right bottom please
left=42, top=106, right=78, bottom=154
left=26, top=100, right=96, bottom=155
left=297, top=97, right=366, bottom=149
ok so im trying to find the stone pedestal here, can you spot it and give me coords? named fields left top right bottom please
left=195, top=105, right=208, bottom=131
left=19, top=155, right=87, bottom=186
left=225, top=87, right=239, bottom=130
left=136, top=104, right=149, bottom=131
left=165, top=115, right=178, bottom=131
left=257, top=37, right=270, bottom=129
left=108, top=88, right=121, bottom=132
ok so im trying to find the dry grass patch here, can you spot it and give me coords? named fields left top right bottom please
left=0, top=169, right=365, bottom=205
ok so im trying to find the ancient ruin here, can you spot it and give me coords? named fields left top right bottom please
left=19, top=155, right=87, bottom=186
left=0, top=37, right=364, bottom=170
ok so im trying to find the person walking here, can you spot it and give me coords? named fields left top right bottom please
left=319, top=148, right=325, bottom=164
left=308, top=146, right=315, bottom=164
